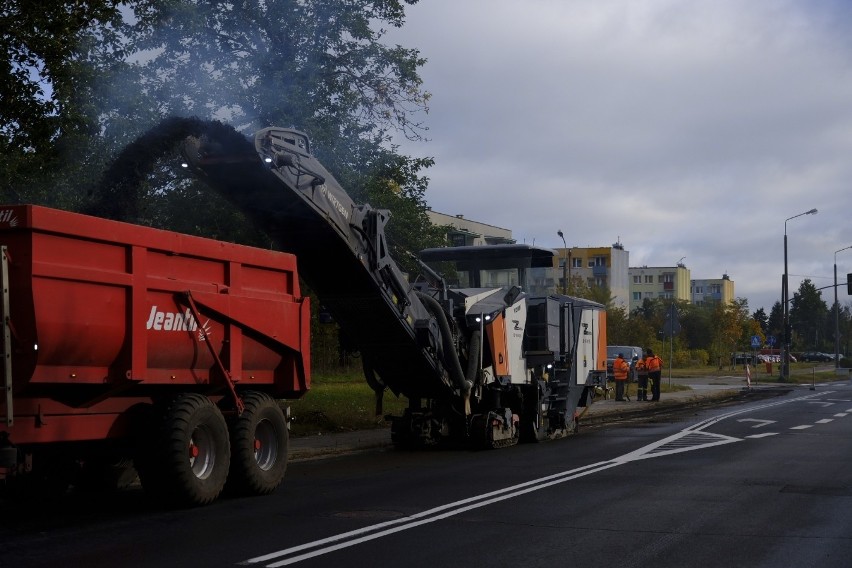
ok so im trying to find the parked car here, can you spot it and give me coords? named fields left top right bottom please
left=799, top=351, right=833, bottom=362
left=731, top=352, right=753, bottom=365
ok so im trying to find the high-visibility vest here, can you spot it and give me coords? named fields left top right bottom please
left=646, top=356, right=662, bottom=372
left=613, top=357, right=630, bottom=380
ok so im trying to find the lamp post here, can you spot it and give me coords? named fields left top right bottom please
left=835, top=245, right=852, bottom=368
left=782, top=208, right=818, bottom=381
left=557, top=230, right=567, bottom=294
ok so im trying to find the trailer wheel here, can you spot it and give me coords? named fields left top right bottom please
left=227, top=392, right=288, bottom=496
left=139, top=394, right=230, bottom=507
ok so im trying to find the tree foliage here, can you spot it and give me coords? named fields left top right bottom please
left=0, top=0, right=128, bottom=155
left=0, top=0, right=134, bottom=206
left=751, top=307, right=768, bottom=335
left=359, top=150, right=447, bottom=273
left=789, top=279, right=829, bottom=350
left=2, top=0, right=436, bottom=257
left=611, top=297, right=765, bottom=368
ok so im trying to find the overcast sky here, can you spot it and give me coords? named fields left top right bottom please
left=385, top=0, right=852, bottom=313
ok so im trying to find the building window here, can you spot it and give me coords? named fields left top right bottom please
left=571, top=257, right=582, bottom=268
left=633, top=292, right=641, bottom=300
left=645, top=275, right=653, bottom=283
left=633, top=275, right=641, bottom=284
left=592, top=256, right=606, bottom=267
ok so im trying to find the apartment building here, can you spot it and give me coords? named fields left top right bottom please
left=425, top=210, right=733, bottom=312
left=628, top=262, right=692, bottom=312
left=691, top=275, right=735, bottom=306
left=541, top=243, right=630, bottom=309
left=426, top=210, right=515, bottom=246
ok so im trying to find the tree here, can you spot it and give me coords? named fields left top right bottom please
left=0, top=0, right=135, bottom=206
left=705, top=298, right=753, bottom=366
left=0, top=1, right=127, bottom=154
left=126, top=1, right=434, bottom=252
left=566, top=276, right=613, bottom=310
left=680, top=304, right=712, bottom=350
left=604, top=305, right=627, bottom=344
left=752, top=307, right=768, bottom=336
left=789, top=279, right=828, bottom=350
left=123, top=0, right=429, bottom=164
left=586, top=285, right=615, bottom=309
left=3, top=1, right=439, bottom=256
left=359, top=150, right=447, bottom=273
left=767, top=301, right=783, bottom=343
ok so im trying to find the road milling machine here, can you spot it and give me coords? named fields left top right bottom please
left=116, top=118, right=608, bottom=448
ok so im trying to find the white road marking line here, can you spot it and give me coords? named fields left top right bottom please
left=240, top=390, right=835, bottom=567
left=746, top=432, right=779, bottom=438
left=834, top=413, right=848, bottom=417
left=790, top=425, right=813, bottom=430
left=816, top=419, right=834, bottom=424
left=738, top=418, right=775, bottom=428
left=240, top=460, right=622, bottom=566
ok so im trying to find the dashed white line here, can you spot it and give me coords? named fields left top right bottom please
left=746, top=432, right=779, bottom=439
left=816, top=419, right=834, bottom=424
left=790, top=425, right=813, bottom=430
left=834, top=413, right=848, bottom=417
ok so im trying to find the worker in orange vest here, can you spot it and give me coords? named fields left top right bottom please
left=635, top=355, right=649, bottom=401
left=645, top=348, right=663, bottom=401
left=613, top=353, right=630, bottom=401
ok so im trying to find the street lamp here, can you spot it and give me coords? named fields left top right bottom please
left=782, top=208, right=818, bottom=380
left=835, top=245, right=852, bottom=368
left=557, top=230, right=567, bottom=294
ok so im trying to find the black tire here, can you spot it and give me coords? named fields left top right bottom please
left=227, top=392, right=289, bottom=496
left=520, top=383, right=547, bottom=443
left=138, top=394, right=230, bottom=507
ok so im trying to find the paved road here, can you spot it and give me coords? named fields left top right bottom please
left=3, top=378, right=849, bottom=568
left=255, top=381, right=852, bottom=568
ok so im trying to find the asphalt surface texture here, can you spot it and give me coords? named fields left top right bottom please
left=288, top=374, right=782, bottom=461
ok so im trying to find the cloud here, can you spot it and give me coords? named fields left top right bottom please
left=388, top=0, right=852, bottom=312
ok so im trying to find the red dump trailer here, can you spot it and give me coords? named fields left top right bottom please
left=0, top=205, right=310, bottom=506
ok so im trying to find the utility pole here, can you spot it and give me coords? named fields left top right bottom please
left=557, top=230, right=567, bottom=295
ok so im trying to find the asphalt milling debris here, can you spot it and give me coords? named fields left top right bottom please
left=288, top=377, right=803, bottom=462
